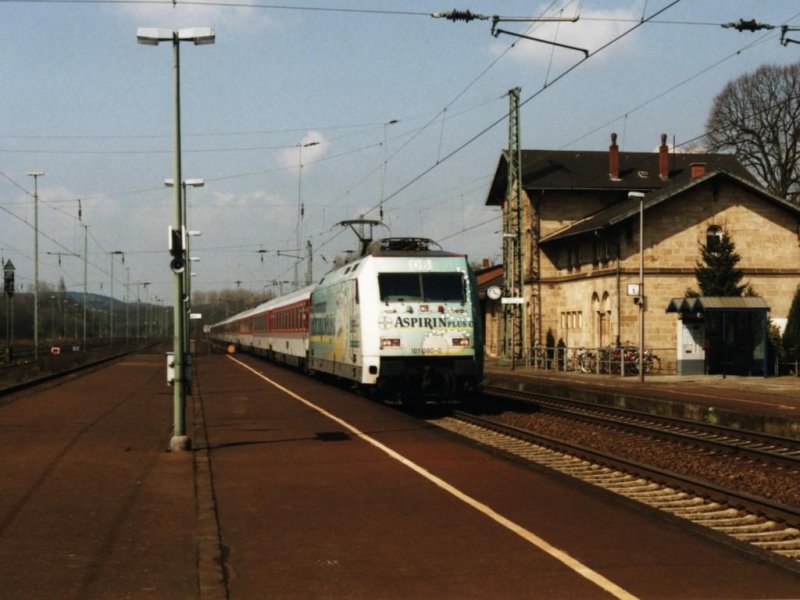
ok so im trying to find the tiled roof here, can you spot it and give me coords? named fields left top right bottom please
left=540, top=170, right=800, bottom=243
left=486, top=148, right=755, bottom=206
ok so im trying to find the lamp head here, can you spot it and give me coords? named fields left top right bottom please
left=137, top=28, right=173, bottom=45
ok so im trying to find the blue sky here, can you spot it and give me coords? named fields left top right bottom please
left=1, top=0, right=798, bottom=307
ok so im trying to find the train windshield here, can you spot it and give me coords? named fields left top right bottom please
left=378, top=273, right=465, bottom=303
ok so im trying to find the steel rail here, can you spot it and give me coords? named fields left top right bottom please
left=0, top=343, right=162, bottom=402
left=480, top=384, right=800, bottom=470
left=439, top=410, right=800, bottom=573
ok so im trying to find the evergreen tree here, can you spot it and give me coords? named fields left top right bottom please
left=783, top=288, right=800, bottom=363
left=693, top=229, right=748, bottom=296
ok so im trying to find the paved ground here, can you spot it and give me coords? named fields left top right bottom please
left=0, top=354, right=196, bottom=599
left=484, top=358, right=800, bottom=419
left=2, top=351, right=799, bottom=599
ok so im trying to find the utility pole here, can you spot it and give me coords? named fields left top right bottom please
left=4, top=259, right=15, bottom=362
left=109, top=251, right=124, bottom=347
left=125, top=267, right=130, bottom=347
left=27, top=171, right=44, bottom=361
left=306, top=240, right=313, bottom=286
left=297, top=141, right=319, bottom=289
left=502, top=88, right=524, bottom=367
left=46, top=252, right=80, bottom=344
left=82, top=224, right=88, bottom=352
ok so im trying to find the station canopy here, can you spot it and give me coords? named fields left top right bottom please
left=666, top=296, right=770, bottom=314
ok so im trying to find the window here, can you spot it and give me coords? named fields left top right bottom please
left=378, top=273, right=465, bottom=302
left=424, top=273, right=465, bottom=301
left=560, top=311, right=583, bottom=330
left=707, top=225, right=723, bottom=251
left=560, top=246, right=570, bottom=270
left=566, top=246, right=577, bottom=270
left=593, top=237, right=612, bottom=265
left=254, top=314, right=268, bottom=333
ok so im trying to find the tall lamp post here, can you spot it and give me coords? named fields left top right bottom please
left=27, top=171, right=44, bottom=360
left=138, top=26, right=215, bottom=452
left=629, top=191, right=645, bottom=383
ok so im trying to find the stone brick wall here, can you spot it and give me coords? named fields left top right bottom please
left=515, top=178, right=800, bottom=356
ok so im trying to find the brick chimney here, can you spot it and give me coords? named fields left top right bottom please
left=690, top=163, right=707, bottom=178
left=659, top=133, right=669, bottom=180
left=609, top=132, right=620, bottom=181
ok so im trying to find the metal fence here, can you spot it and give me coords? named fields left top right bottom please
left=499, top=344, right=678, bottom=376
left=495, top=345, right=800, bottom=377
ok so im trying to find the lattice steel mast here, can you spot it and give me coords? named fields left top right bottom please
left=503, top=87, right=524, bottom=364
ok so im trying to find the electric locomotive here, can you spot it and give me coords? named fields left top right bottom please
left=209, top=229, right=483, bottom=402
left=309, top=236, right=483, bottom=401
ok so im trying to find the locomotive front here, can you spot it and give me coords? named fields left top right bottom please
left=363, top=253, right=483, bottom=401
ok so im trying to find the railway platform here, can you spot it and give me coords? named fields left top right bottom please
left=2, top=351, right=800, bottom=599
left=483, top=358, right=800, bottom=437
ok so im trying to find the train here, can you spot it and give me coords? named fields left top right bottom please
left=208, top=234, right=483, bottom=402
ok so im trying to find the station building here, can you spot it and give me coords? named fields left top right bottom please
left=484, top=134, right=800, bottom=373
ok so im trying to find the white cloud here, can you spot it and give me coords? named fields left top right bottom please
left=116, top=0, right=275, bottom=32
left=277, top=131, right=329, bottom=171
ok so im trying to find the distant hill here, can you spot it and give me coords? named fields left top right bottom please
left=63, top=291, right=159, bottom=310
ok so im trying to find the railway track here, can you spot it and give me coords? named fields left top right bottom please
left=0, top=342, right=164, bottom=401
left=427, top=393, right=800, bottom=574
left=481, top=384, right=800, bottom=470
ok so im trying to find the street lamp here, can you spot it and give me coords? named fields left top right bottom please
left=629, top=191, right=645, bottom=383
left=27, top=171, right=44, bottom=360
left=138, top=26, right=215, bottom=452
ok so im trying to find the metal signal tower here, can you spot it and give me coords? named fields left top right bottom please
left=502, top=87, right=524, bottom=366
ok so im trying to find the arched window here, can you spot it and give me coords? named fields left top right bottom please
left=601, top=291, right=611, bottom=314
left=706, top=225, right=723, bottom=251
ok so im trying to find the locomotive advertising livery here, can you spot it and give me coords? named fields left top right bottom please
left=209, top=233, right=483, bottom=402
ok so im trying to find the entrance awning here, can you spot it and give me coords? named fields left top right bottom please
left=666, top=296, right=771, bottom=376
left=666, top=296, right=770, bottom=313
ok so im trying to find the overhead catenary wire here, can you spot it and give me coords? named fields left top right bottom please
left=271, top=0, right=689, bottom=271
left=4, top=1, right=797, bottom=294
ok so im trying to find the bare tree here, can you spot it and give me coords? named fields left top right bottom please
left=705, top=63, right=800, bottom=202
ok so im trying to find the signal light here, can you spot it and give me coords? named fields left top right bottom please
left=381, top=338, right=401, bottom=348
left=170, top=257, right=185, bottom=274
left=169, top=226, right=185, bottom=256
left=452, top=338, right=470, bottom=347
left=169, top=226, right=186, bottom=273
